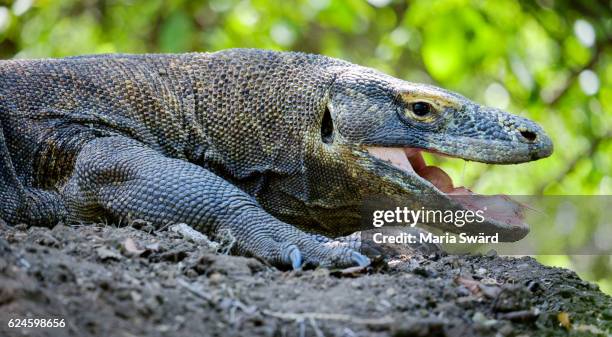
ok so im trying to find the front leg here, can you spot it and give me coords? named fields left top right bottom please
left=63, top=136, right=369, bottom=269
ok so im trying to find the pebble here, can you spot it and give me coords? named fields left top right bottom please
left=208, top=272, right=224, bottom=285
left=485, top=249, right=498, bottom=257
left=96, top=247, right=122, bottom=261
left=472, top=311, right=497, bottom=327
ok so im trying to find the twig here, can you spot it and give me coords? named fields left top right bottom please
left=155, top=221, right=174, bottom=233
left=309, top=317, right=325, bottom=337
left=298, top=319, right=306, bottom=337
left=177, top=278, right=213, bottom=302
left=262, top=310, right=394, bottom=326
left=169, top=223, right=220, bottom=250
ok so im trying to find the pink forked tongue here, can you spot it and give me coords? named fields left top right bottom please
left=366, top=147, right=526, bottom=227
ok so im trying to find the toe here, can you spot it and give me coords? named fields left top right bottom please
left=351, top=251, right=371, bottom=267
left=287, top=245, right=302, bottom=270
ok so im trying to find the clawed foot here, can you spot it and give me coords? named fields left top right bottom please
left=236, top=224, right=370, bottom=270
left=278, top=241, right=370, bottom=270
left=230, top=221, right=443, bottom=270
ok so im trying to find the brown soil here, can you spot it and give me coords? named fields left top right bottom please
left=1, top=222, right=610, bottom=337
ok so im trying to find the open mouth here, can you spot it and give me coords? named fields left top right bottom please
left=366, top=147, right=526, bottom=229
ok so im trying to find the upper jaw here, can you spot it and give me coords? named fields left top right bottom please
left=446, top=106, right=554, bottom=163
left=422, top=135, right=553, bottom=164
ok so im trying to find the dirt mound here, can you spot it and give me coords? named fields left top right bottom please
left=0, top=222, right=610, bottom=337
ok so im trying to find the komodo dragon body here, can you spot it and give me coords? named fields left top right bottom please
left=0, top=49, right=552, bottom=268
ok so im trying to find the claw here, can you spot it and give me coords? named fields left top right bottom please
left=288, top=246, right=302, bottom=270
left=351, top=251, right=371, bottom=267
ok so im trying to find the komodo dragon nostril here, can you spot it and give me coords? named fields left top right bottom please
left=519, top=129, right=537, bottom=142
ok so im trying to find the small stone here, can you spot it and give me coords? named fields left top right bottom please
left=17, top=257, right=30, bottom=269
left=456, top=285, right=471, bottom=297
left=385, top=288, right=396, bottom=296
left=472, top=312, right=486, bottom=323
left=481, top=277, right=498, bottom=286
left=479, top=284, right=502, bottom=299
left=14, top=223, right=28, bottom=231
left=208, top=272, right=224, bottom=285
left=312, top=268, right=330, bottom=278
left=472, top=312, right=497, bottom=327
left=498, top=323, right=513, bottom=336
left=493, top=286, right=531, bottom=312
left=145, top=242, right=160, bottom=251
left=130, top=291, right=142, bottom=302
left=184, top=269, right=198, bottom=279
left=96, top=247, right=122, bottom=261
left=379, top=299, right=392, bottom=308
left=413, top=266, right=434, bottom=278
left=157, top=325, right=171, bottom=332
left=36, top=233, right=59, bottom=247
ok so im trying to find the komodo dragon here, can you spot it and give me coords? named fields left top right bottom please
left=0, top=49, right=552, bottom=269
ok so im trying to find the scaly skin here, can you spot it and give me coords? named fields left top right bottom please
left=0, top=49, right=552, bottom=269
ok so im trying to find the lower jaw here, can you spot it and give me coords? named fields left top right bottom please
left=365, top=146, right=527, bottom=234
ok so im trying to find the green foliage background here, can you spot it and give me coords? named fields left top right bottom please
left=0, top=0, right=610, bottom=292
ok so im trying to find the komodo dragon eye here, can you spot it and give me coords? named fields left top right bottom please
left=411, top=102, right=433, bottom=116
left=403, top=101, right=439, bottom=123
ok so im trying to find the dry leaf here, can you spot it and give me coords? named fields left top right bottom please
left=122, top=238, right=145, bottom=256
left=557, top=312, right=571, bottom=330
left=456, top=276, right=481, bottom=296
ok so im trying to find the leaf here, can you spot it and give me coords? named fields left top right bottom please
left=456, top=276, right=481, bottom=296
left=122, top=238, right=145, bottom=257
left=557, top=312, right=571, bottom=330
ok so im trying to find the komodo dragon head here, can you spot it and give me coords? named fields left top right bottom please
left=293, top=62, right=553, bottom=241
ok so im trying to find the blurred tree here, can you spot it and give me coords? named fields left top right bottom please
left=0, top=0, right=610, bottom=292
